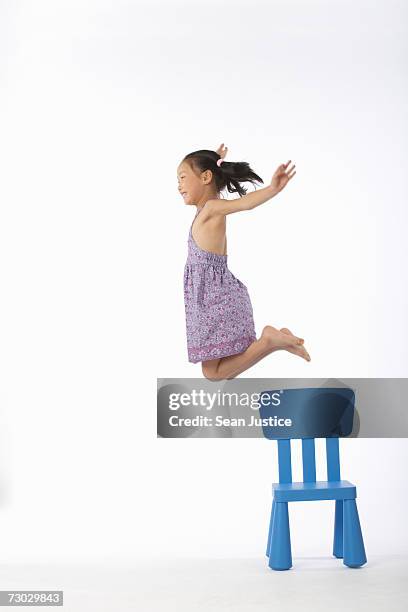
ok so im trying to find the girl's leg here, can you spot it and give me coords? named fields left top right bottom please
left=202, top=326, right=311, bottom=381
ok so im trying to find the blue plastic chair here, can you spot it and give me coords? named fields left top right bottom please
left=266, top=436, right=367, bottom=570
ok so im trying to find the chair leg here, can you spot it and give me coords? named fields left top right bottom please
left=343, top=499, right=367, bottom=568
left=333, top=500, right=344, bottom=558
left=268, top=502, right=292, bottom=571
left=266, top=499, right=276, bottom=557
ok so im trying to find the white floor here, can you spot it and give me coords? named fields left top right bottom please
left=1, top=555, right=407, bottom=611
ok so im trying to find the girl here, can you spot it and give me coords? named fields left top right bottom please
left=178, top=143, right=311, bottom=381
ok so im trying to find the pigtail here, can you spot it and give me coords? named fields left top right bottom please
left=217, top=160, right=263, bottom=196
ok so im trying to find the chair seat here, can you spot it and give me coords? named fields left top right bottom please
left=273, top=480, right=356, bottom=502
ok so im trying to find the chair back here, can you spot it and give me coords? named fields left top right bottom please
left=277, top=437, right=341, bottom=484
left=259, top=387, right=355, bottom=484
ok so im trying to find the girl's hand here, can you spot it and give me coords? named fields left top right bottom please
left=270, top=160, right=296, bottom=193
left=216, top=142, right=228, bottom=159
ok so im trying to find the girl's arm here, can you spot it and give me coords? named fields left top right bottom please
left=206, top=184, right=278, bottom=216
left=206, top=160, right=296, bottom=217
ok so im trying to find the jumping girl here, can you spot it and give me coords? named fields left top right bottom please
left=178, top=143, right=311, bottom=381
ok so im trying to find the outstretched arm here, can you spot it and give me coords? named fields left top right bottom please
left=207, top=160, right=296, bottom=216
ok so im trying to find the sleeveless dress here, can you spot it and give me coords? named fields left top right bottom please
left=184, top=205, right=257, bottom=363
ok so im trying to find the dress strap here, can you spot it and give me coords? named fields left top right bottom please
left=190, top=205, right=203, bottom=233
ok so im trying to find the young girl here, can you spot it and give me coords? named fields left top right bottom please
left=178, top=143, right=311, bottom=381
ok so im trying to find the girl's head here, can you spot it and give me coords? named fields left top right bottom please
left=177, top=149, right=263, bottom=206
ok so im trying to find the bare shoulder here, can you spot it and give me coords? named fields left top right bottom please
left=204, top=197, right=248, bottom=217
left=198, top=200, right=224, bottom=221
left=202, top=199, right=223, bottom=217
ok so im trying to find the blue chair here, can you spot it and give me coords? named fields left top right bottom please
left=266, top=436, right=367, bottom=570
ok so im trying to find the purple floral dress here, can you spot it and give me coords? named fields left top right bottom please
left=184, top=206, right=257, bottom=363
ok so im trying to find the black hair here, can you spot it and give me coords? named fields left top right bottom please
left=182, top=149, right=263, bottom=197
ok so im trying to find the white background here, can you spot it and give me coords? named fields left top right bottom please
left=0, top=0, right=407, bottom=564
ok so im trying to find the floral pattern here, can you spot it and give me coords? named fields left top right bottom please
left=184, top=207, right=257, bottom=363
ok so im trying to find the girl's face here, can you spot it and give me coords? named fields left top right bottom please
left=177, top=161, right=211, bottom=206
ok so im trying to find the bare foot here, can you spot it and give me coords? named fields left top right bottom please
left=280, top=327, right=311, bottom=362
left=261, top=325, right=303, bottom=350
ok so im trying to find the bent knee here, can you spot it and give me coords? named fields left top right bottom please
left=202, top=361, right=223, bottom=381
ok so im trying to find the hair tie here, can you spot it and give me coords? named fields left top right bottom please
left=216, top=158, right=224, bottom=167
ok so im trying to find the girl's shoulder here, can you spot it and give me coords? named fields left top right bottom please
left=202, top=198, right=224, bottom=217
